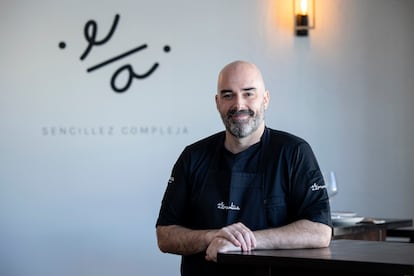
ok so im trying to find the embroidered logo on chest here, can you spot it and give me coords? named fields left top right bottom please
left=217, top=201, right=240, bottom=211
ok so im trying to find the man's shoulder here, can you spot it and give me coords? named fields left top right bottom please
left=177, top=132, right=224, bottom=168
left=265, top=127, right=307, bottom=146
left=185, top=131, right=225, bottom=152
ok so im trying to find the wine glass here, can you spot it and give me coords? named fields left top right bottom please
left=324, top=171, right=338, bottom=199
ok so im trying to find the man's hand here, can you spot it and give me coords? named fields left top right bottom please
left=205, top=237, right=240, bottom=262
left=205, top=222, right=256, bottom=262
left=214, top=222, right=256, bottom=251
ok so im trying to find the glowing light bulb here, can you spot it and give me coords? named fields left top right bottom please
left=300, top=0, right=308, bottom=15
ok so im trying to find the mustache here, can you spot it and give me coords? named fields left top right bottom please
left=227, top=109, right=254, bottom=118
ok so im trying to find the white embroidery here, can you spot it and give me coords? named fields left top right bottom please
left=217, top=201, right=240, bottom=211
left=168, top=176, right=174, bottom=184
left=310, top=182, right=326, bottom=191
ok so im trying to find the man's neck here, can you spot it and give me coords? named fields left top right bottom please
left=224, top=125, right=265, bottom=154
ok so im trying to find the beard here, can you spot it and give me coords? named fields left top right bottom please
left=220, top=103, right=265, bottom=138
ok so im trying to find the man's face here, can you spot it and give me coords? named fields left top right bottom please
left=216, top=63, right=269, bottom=138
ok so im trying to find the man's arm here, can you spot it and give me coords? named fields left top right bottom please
left=204, top=219, right=331, bottom=262
left=156, top=222, right=257, bottom=256
left=254, top=219, right=332, bottom=249
left=156, top=225, right=214, bottom=255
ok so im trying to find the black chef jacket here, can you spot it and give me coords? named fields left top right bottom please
left=156, top=127, right=332, bottom=276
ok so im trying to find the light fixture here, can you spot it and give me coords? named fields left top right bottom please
left=294, top=0, right=315, bottom=36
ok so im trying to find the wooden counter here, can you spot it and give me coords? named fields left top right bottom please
left=333, top=218, right=413, bottom=241
left=218, top=239, right=414, bottom=275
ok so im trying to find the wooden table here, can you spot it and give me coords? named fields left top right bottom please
left=218, top=239, right=414, bottom=276
left=333, top=218, right=413, bottom=241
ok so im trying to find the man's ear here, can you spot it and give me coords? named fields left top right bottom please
left=264, top=90, right=270, bottom=110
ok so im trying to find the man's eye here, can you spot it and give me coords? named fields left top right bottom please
left=244, top=92, right=254, bottom=97
left=222, top=94, right=233, bottom=99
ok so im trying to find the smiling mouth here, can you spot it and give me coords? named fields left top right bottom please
left=228, top=109, right=254, bottom=119
left=231, top=113, right=250, bottom=122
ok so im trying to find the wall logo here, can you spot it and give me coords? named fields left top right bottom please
left=59, top=14, right=171, bottom=93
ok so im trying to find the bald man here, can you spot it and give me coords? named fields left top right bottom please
left=156, top=61, right=332, bottom=276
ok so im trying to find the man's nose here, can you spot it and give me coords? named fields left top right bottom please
left=233, top=94, right=246, bottom=110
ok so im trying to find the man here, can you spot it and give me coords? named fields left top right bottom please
left=156, top=61, right=332, bottom=275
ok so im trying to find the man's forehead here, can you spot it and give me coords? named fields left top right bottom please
left=219, top=74, right=260, bottom=90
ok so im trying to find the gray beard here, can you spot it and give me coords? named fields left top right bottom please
left=226, top=117, right=260, bottom=138
left=221, top=104, right=265, bottom=138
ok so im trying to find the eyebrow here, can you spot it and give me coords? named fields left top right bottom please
left=219, top=87, right=256, bottom=94
left=220, top=89, right=233, bottom=94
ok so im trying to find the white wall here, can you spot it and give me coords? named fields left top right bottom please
left=1, top=0, right=413, bottom=275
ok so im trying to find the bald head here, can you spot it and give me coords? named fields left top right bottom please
left=217, top=61, right=266, bottom=94
left=215, top=60, right=270, bottom=142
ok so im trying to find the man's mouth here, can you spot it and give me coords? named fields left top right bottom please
left=231, top=113, right=250, bottom=121
left=228, top=109, right=254, bottom=120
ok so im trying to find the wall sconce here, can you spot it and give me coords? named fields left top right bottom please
left=294, top=0, right=315, bottom=36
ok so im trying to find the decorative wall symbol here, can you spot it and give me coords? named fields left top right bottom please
left=59, top=14, right=171, bottom=93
